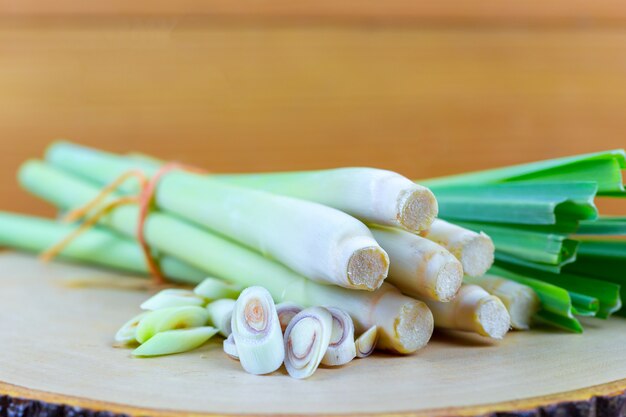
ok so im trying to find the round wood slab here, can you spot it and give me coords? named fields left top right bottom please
left=1, top=253, right=625, bottom=417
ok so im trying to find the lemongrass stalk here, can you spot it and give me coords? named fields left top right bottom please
left=284, top=307, right=333, bottom=379
left=355, top=326, right=378, bottom=358
left=370, top=226, right=462, bottom=301
left=421, top=219, right=494, bottom=277
left=321, top=307, right=356, bottom=366
left=206, top=299, right=235, bottom=337
left=276, top=302, right=303, bottom=332
left=46, top=142, right=389, bottom=291
left=19, top=161, right=432, bottom=353
left=194, top=278, right=242, bottom=300
left=223, top=334, right=239, bottom=359
left=133, top=327, right=218, bottom=357
left=0, top=212, right=206, bottom=284
left=422, top=285, right=510, bottom=339
left=231, top=287, right=284, bottom=375
left=463, top=275, right=539, bottom=330
left=135, top=306, right=209, bottom=344
left=140, top=289, right=206, bottom=310
left=114, top=312, right=148, bottom=345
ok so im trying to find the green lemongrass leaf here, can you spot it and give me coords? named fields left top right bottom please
left=432, top=182, right=598, bottom=225
left=194, top=277, right=243, bottom=300
left=569, top=292, right=599, bottom=317
left=533, top=310, right=584, bottom=333
left=114, top=312, right=149, bottom=345
left=132, top=326, right=218, bottom=357
left=135, top=306, right=209, bottom=344
left=489, top=266, right=582, bottom=333
left=495, top=253, right=569, bottom=274
left=140, top=289, right=206, bottom=310
left=422, top=149, right=625, bottom=194
left=577, top=217, right=626, bottom=235
left=456, top=221, right=577, bottom=265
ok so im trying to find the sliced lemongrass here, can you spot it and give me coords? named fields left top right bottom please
left=206, top=299, right=235, bottom=337
left=355, top=326, right=378, bottom=358
left=422, top=285, right=510, bottom=339
left=135, top=306, right=209, bottom=344
left=370, top=226, right=463, bottom=301
left=231, top=286, right=284, bottom=375
left=464, top=274, right=540, bottom=330
left=194, top=277, right=243, bottom=300
left=421, top=219, right=494, bottom=277
left=114, top=311, right=148, bottom=345
left=132, top=326, right=218, bottom=357
left=223, top=334, right=239, bottom=360
left=276, top=302, right=303, bottom=332
left=140, top=289, right=205, bottom=311
left=284, top=307, right=333, bottom=379
left=321, top=307, right=356, bottom=366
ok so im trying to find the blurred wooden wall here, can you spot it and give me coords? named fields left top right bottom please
left=1, top=1, right=626, bottom=216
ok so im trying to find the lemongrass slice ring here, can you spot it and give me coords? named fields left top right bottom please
left=114, top=311, right=149, bottom=345
left=140, top=289, right=206, bottom=310
left=194, top=277, right=243, bottom=300
left=231, top=286, right=284, bottom=375
left=206, top=299, right=235, bottom=337
left=223, top=334, right=239, bottom=360
left=355, top=326, right=378, bottom=358
left=321, top=307, right=357, bottom=366
left=284, top=307, right=333, bottom=379
left=276, top=302, right=303, bottom=332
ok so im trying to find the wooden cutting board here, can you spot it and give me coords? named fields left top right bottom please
left=0, top=252, right=625, bottom=417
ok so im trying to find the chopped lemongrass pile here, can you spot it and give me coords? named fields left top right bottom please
left=2, top=142, right=626, bottom=380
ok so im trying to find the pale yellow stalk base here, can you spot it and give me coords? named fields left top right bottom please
left=398, top=186, right=438, bottom=232
left=347, top=246, right=390, bottom=291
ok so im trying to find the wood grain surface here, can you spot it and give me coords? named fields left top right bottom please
left=0, top=252, right=625, bottom=416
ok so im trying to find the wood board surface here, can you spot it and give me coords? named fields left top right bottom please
left=0, top=252, right=625, bottom=416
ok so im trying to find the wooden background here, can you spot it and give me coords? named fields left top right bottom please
left=1, top=2, right=625, bottom=216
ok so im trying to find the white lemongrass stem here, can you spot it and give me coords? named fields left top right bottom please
left=231, top=287, right=284, bottom=375
left=422, top=284, right=510, bottom=339
left=114, top=312, right=148, bottom=345
left=194, top=277, right=242, bottom=300
left=421, top=219, right=495, bottom=277
left=213, top=168, right=439, bottom=233
left=135, top=306, right=209, bottom=344
left=223, top=334, right=239, bottom=359
left=46, top=142, right=389, bottom=291
left=140, top=289, right=206, bottom=310
left=370, top=226, right=463, bottom=302
left=284, top=307, right=333, bottom=379
left=132, top=327, right=218, bottom=357
left=19, top=161, right=431, bottom=353
left=276, top=302, right=303, bottom=332
left=321, top=307, right=357, bottom=366
left=464, top=275, right=540, bottom=330
left=206, top=299, right=236, bottom=337
left=355, top=326, right=378, bottom=358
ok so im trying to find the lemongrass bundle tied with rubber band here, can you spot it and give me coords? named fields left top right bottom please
left=194, top=277, right=242, bottom=300
left=421, top=219, right=495, bottom=277
left=276, top=302, right=303, bottom=332
left=206, top=299, right=235, bottom=337
left=223, top=334, right=239, bottom=359
left=140, top=289, right=205, bottom=310
left=370, top=226, right=462, bottom=302
left=321, top=307, right=357, bottom=366
left=46, top=142, right=390, bottom=291
left=464, top=275, right=539, bottom=330
left=355, top=326, right=378, bottom=358
left=422, top=284, right=510, bottom=339
left=284, top=307, right=333, bottom=379
left=231, top=286, right=284, bottom=375
left=19, top=161, right=433, bottom=354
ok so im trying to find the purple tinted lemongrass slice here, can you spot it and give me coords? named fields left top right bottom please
left=276, top=302, right=303, bottom=332
left=321, top=307, right=356, bottom=366
left=132, top=326, right=218, bottom=357
left=231, top=286, right=284, bottom=375
left=355, top=326, right=378, bottom=358
left=140, top=289, right=205, bottom=311
left=194, top=277, right=243, bottom=301
left=206, top=299, right=235, bottom=337
left=423, top=284, right=511, bottom=339
left=114, top=311, right=148, bottom=345
left=135, top=306, right=209, bottom=344
left=284, top=307, right=333, bottom=379
left=223, top=334, right=239, bottom=360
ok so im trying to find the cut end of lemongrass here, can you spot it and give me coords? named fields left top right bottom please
left=425, top=251, right=463, bottom=302
left=398, top=185, right=438, bottom=232
left=347, top=246, right=389, bottom=291
left=355, top=326, right=378, bottom=358
left=321, top=307, right=356, bottom=366
left=460, top=232, right=495, bottom=277
left=276, top=302, right=303, bottom=333
left=114, top=312, right=148, bottom=345
left=223, top=334, right=239, bottom=360
left=284, top=307, right=333, bottom=379
left=507, top=291, right=538, bottom=330
left=476, top=297, right=511, bottom=340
